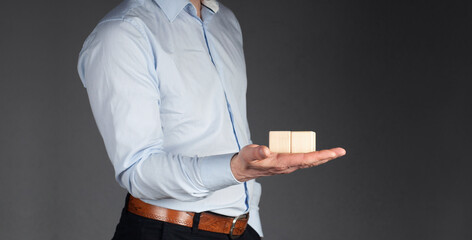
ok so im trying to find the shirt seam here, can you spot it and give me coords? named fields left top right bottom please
left=96, top=18, right=160, bottom=97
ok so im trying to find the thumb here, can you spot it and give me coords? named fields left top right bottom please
left=251, top=145, right=270, bottom=160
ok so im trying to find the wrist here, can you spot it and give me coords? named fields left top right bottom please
left=230, top=152, right=249, bottom=182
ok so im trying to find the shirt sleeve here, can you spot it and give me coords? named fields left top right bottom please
left=77, top=20, right=241, bottom=201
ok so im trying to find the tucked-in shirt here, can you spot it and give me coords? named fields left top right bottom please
left=77, top=0, right=262, bottom=236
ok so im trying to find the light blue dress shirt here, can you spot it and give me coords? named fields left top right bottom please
left=77, top=0, right=262, bottom=236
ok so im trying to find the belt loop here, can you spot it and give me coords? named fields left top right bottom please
left=192, top=212, right=201, bottom=233
left=125, top=193, right=131, bottom=205
left=122, top=193, right=131, bottom=215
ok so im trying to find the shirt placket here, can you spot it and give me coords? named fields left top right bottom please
left=189, top=7, right=250, bottom=212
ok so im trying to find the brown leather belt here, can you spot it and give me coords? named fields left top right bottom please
left=127, top=195, right=249, bottom=238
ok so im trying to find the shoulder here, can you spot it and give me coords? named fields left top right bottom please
left=99, top=0, right=152, bottom=22
left=80, top=0, right=162, bottom=52
left=214, top=2, right=242, bottom=32
left=216, top=2, right=239, bottom=23
left=212, top=2, right=243, bottom=44
left=78, top=1, right=156, bottom=87
left=95, top=0, right=161, bottom=35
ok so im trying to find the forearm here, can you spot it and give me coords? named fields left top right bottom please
left=117, top=151, right=240, bottom=201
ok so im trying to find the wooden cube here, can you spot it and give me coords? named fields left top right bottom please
left=291, top=131, right=316, bottom=153
left=269, top=131, right=291, bottom=153
left=269, top=131, right=316, bottom=153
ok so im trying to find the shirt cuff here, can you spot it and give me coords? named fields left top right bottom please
left=199, top=152, right=243, bottom=190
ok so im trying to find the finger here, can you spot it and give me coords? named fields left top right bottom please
left=298, top=154, right=335, bottom=169
left=309, top=157, right=333, bottom=167
left=330, top=147, right=346, bottom=156
left=306, top=149, right=337, bottom=160
left=245, top=145, right=270, bottom=161
left=308, top=148, right=346, bottom=159
left=256, top=145, right=271, bottom=160
left=277, top=148, right=344, bottom=167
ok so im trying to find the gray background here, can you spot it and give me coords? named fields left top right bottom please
left=1, top=0, right=471, bottom=239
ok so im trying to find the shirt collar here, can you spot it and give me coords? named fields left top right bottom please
left=153, top=0, right=219, bottom=22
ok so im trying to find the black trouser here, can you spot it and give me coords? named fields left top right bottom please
left=111, top=194, right=262, bottom=240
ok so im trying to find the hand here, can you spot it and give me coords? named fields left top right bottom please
left=230, top=144, right=346, bottom=182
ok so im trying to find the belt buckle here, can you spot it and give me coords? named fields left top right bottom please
left=229, top=213, right=248, bottom=239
